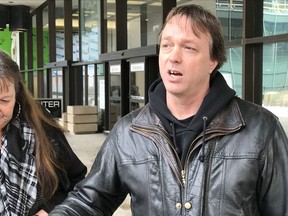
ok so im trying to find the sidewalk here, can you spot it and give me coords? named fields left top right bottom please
left=65, top=132, right=131, bottom=216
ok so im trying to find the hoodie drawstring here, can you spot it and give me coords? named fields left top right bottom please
left=199, top=116, right=208, bottom=163
left=199, top=116, right=212, bottom=216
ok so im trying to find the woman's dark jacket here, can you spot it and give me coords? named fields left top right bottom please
left=49, top=72, right=288, bottom=215
left=42, top=124, right=87, bottom=212
left=6, top=113, right=87, bottom=214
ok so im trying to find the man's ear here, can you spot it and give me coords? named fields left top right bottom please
left=209, top=59, right=218, bottom=74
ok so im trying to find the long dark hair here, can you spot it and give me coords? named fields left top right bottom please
left=0, top=50, right=64, bottom=200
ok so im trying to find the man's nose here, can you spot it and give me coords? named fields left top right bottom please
left=169, top=47, right=182, bottom=63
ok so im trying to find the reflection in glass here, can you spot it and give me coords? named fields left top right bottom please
left=31, top=15, right=38, bottom=97
left=130, top=65, right=145, bottom=111
left=80, top=0, right=101, bottom=61
left=109, top=64, right=121, bottom=130
left=263, top=43, right=288, bottom=104
left=97, top=64, right=105, bottom=132
left=216, top=0, right=243, bottom=40
left=82, top=66, right=86, bottom=104
left=263, top=1, right=288, bottom=36
left=54, top=1, right=65, bottom=62
left=221, top=47, right=242, bottom=97
left=127, top=1, right=163, bottom=48
left=263, top=42, right=288, bottom=133
left=106, top=0, right=116, bottom=52
left=51, top=68, right=63, bottom=99
left=43, top=5, right=49, bottom=66
left=105, top=0, right=163, bottom=51
left=88, top=65, right=96, bottom=105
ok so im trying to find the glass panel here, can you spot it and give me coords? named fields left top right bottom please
left=56, top=1, right=65, bottom=61
left=81, top=64, right=96, bottom=106
left=32, top=15, right=38, bottom=97
left=82, top=66, right=87, bottom=104
left=220, top=47, right=242, bottom=97
left=263, top=42, right=288, bottom=134
left=106, top=0, right=116, bottom=52
left=109, top=62, right=121, bottom=129
left=177, top=1, right=243, bottom=40
left=130, top=61, right=145, bottom=111
left=51, top=68, right=63, bottom=99
left=54, top=0, right=79, bottom=61
left=127, top=1, right=163, bottom=48
left=43, top=5, right=49, bottom=66
left=80, top=0, right=101, bottom=61
left=41, top=5, right=49, bottom=98
left=216, top=0, right=243, bottom=40
left=88, top=64, right=95, bottom=106
left=263, top=0, right=288, bottom=36
left=97, top=64, right=105, bottom=132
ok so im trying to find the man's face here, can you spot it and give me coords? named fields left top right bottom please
left=159, top=15, right=218, bottom=99
left=0, top=79, right=16, bottom=130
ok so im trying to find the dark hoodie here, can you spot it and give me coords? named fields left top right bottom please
left=149, top=71, right=236, bottom=166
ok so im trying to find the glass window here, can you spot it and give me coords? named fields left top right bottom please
left=216, top=0, right=243, bottom=40
left=97, top=64, right=105, bottom=132
left=127, top=1, right=163, bottom=49
left=43, top=5, right=49, bottom=66
left=55, top=1, right=65, bottom=61
left=130, top=60, right=145, bottom=111
left=53, top=0, right=81, bottom=62
left=51, top=68, right=63, bottom=99
left=263, top=42, right=288, bottom=134
left=88, top=64, right=96, bottom=105
left=82, top=66, right=87, bottom=104
left=109, top=61, right=121, bottom=129
left=106, top=0, right=116, bottom=52
left=31, top=15, right=38, bottom=97
left=263, top=0, right=288, bottom=36
left=97, top=64, right=105, bottom=110
left=177, top=1, right=243, bottom=40
left=221, top=47, right=242, bottom=97
left=72, top=0, right=79, bottom=62
left=80, top=0, right=101, bottom=61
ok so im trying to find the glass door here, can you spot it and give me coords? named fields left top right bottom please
left=51, top=68, right=63, bottom=98
left=130, top=58, right=145, bottom=111
left=109, top=60, right=122, bottom=130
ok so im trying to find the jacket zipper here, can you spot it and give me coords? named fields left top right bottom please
left=183, top=126, right=242, bottom=173
left=130, top=125, right=185, bottom=186
left=131, top=125, right=242, bottom=188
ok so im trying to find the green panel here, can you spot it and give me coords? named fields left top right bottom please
left=0, top=29, right=12, bottom=54
left=43, top=29, right=49, bottom=65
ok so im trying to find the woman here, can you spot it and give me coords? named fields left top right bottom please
left=0, top=50, right=87, bottom=215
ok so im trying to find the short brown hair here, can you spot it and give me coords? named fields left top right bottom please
left=159, top=4, right=226, bottom=70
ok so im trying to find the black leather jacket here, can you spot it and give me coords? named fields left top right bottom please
left=50, top=97, right=288, bottom=216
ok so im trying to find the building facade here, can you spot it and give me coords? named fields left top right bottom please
left=0, top=0, right=287, bottom=132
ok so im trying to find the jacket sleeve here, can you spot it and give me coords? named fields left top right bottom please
left=49, top=126, right=128, bottom=215
left=44, top=127, right=88, bottom=213
left=259, top=118, right=288, bottom=215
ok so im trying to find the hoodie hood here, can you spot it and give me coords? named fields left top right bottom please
left=149, top=71, right=236, bottom=164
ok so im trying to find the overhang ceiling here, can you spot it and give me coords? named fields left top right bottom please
left=0, top=0, right=46, bottom=11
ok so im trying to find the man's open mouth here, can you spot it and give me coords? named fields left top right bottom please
left=169, top=70, right=183, bottom=76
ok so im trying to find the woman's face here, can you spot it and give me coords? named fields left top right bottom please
left=0, top=79, right=16, bottom=130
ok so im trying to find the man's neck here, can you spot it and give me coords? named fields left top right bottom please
left=167, top=93, right=205, bottom=120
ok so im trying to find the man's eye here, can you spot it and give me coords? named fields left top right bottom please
left=161, top=44, right=169, bottom=48
left=185, top=46, right=195, bottom=50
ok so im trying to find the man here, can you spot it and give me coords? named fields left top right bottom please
left=50, top=4, right=288, bottom=215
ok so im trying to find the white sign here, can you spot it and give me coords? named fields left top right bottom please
left=110, top=64, right=121, bottom=73
left=130, top=62, right=145, bottom=72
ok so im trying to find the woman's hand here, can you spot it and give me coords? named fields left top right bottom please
left=34, top=209, right=48, bottom=216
